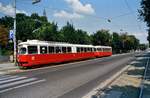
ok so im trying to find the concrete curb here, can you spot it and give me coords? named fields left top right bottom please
left=82, top=64, right=131, bottom=98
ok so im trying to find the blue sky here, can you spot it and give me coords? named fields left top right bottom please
left=0, top=0, right=148, bottom=43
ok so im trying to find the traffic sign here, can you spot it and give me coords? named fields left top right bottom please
left=9, top=30, right=14, bottom=39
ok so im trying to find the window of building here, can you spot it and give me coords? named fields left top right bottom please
left=28, top=46, right=38, bottom=54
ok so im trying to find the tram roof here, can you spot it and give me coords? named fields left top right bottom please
left=19, top=40, right=112, bottom=48
left=95, top=46, right=112, bottom=48
left=18, top=40, right=94, bottom=47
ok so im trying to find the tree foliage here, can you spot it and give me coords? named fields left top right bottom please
left=111, top=32, right=122, bottom=53
left=75, top=29, right=91, bottom=44
left=0, top=25, right=8, bottom=47
left=139, top=0, right=150, bottom=45
left=92, top=29, right=111, bottom=46
left=60, top=22, right=91, bottom=44
left=0, top=13, right=142, bottom=55
left=33, top=22, right=61, bottom=41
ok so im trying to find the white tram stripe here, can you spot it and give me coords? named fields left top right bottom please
left=0, top=77, right=27, bottom=84
left=0, top=78, right=37, bottom=89
left=0, top=76, right=19, bottom=81
left=0, top=79, right=46, bottom=93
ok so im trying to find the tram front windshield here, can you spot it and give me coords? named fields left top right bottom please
left=19, top=47, right=26, bottom=54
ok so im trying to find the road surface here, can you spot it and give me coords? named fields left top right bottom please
left=0, top=53, right=135, bottom=98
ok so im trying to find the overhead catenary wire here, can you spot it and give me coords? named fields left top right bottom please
left=0, top=0, right=145, bottom=34
left=123, top=0, right=143, bottom=34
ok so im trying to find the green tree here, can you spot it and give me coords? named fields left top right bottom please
left=31, top=13, right=47, bottom=23
left=0, top=25, right=8, bottom=47
left=139, top=0, right=150, bottom=45
left=120, top=33, right=139, bottom=52
left=0, top=16, right=13, bottom=29
left=76, top=29, right=91, bottom=44
left=16, top=17, right=37, bottom=41
left=92, top=29, right=111, bottom=46
left=139, top=44, right=147, bottom=50
left=112, top=32, right=122, bottom=53
left=33, top=22, right=61, bottom=41
left=60, top=22, right=78, bottom=44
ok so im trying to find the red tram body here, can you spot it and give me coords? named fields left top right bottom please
left=17, top=40, right=112, bottom=67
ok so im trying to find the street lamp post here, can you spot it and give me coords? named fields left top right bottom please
left=13, top=0, right=17, bottom=65
left=32, top=0, right=41, bottom=4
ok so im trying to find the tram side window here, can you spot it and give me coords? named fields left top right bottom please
left=109, top=48, right=112, bottom=52
left=77, top=47, right=80, bottom=53
left=28, top=46, right=38, bottom=54
left=56, top=47, right=61, bottom=53
left=98, top=48, right=102, bottom=52
left=67, top=47, right=72, bottom=53
left=62, top=47, right=67, bottom=53
left=84, top=48, right=87, bottom=52
left=103, top=48, right=106, bottom=52
left=103, top=48, right=108, bottom=52
left=40, top=46, right=47, bottom=54
left=81, top=47, right=84, bottom=52
left=90, top=48, right=92, bottom=52
left=87, top=48, right=90, bottom=52
left=94, top=48, right=96, bottom=52
left=19, top=47, right=26, bottom=54
left=49, top=46, right=55, bottom=53
left=107, top=48, right=111, bottom=52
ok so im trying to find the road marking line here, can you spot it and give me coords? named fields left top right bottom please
left=0, top=77, right=27, bottom=84
left=0, top=78, right=37, bottom=89
left=0, top=79, right=46, bottom=93
left=0, top=75, right=11, bottom=78
left=0, top=76, right=19, bottom=81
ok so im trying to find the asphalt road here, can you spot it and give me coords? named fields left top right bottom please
left=0, top=53, right=136, bottom=98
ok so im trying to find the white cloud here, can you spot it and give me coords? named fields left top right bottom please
left=54, top=10, right=83, bottom=19
left=65, top=0, right=95, bottom=15
left=53, top=0, right=95, bottom=19
left=0, top=2, right=27, bottom=17
left=129, top=32, right=147, bottom=38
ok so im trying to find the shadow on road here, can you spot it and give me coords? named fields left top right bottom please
left=102, top=85, right=139, bottom=98
left=126, top=68, right=144, bottom=76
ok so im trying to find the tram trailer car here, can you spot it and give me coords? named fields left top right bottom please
left=17, top=40, right=112, bottom=67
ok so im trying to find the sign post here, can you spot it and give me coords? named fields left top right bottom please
left=13, top=0, right=17, bottom=65
left=9, top=30, right=14, bottom=40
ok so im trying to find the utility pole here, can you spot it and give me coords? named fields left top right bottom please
left=13, top=0, right=17, bottom=65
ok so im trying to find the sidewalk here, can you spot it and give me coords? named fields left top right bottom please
left=92, top=53, right=149, bottom=98
left=0, top=63, right=19, bottom=75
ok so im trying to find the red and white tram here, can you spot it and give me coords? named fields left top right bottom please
left=17, top=40, right=112, bottom=67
